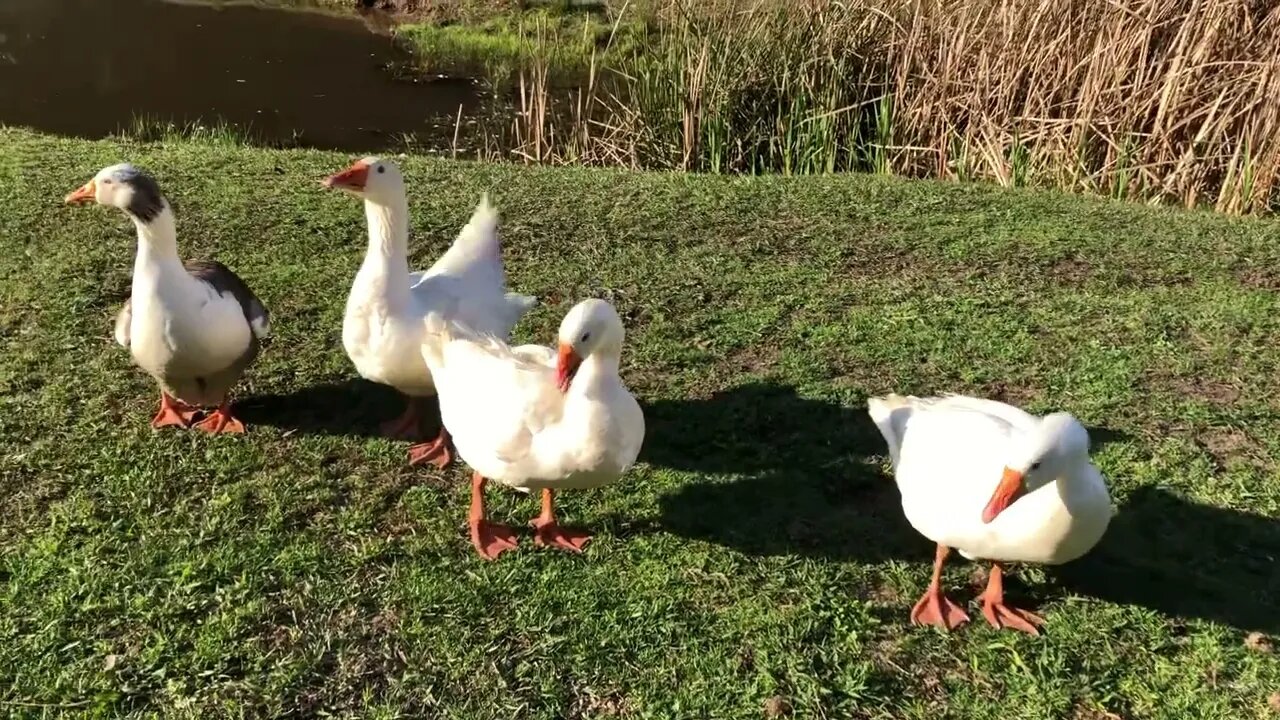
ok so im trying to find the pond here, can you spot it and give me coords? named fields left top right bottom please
left=0, top=0, right=485, bottom=151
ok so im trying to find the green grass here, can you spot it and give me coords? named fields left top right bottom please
left=2, top=127, right=1279, bottom=718
left=398, top=7, right=648, bottom=83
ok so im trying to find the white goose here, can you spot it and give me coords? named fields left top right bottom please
left=867, top=393, right=1112, bottom=634
left=324, top=158, right=535, bottom=468
left=421, top=299, right=645, bottom=560
left=65, top=164, right=269, bottom=434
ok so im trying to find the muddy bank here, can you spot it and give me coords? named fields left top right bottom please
left=351, top=0, right=602, bottom=22
left=352, top=0, right=514, bottom=21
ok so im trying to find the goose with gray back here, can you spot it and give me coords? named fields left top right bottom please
left=66, top=164, right=270, bottom=434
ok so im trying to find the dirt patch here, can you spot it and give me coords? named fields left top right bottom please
left=763, top=695, right=792, bottom=718
left=968, top=565, right=991, bottom=591
left=569, top=686, right=630, bottom=718
left=1246, top=632, right=1275, bottom=654
left=720, top=341, right=783, bottom=377
left=1146, top=371, right=1242, bottom=407
left=1069, top=701, right=1125, bottom=720
left=1179, top=378, right=1242, bottom=405
left=980, top=380, right=1041, bottom=408
left=1199, top=427, right=1262, bottom=469
left=868, top=636, right=952, bottom=709
left=840, top=244, right=922, bottom=281
left=1048, top=256, right=1094, bottom=287
left=868, top=582, right=903, bottom=604
left=1236, top=267, right=1280, bottom=291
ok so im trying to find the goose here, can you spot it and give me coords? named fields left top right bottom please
left=421, top=299, right=645, bottom=560
left=64, top=164, right=269, bottom=434
left=324, top=158, right=535, bottom=468
left=867, top=393, right=1112, bottom=634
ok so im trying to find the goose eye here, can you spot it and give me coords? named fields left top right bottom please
left=102, top=179, right=113, bottom=185
left=376, top=166, right=385, bottom=174
left=580, top=332, right=591, bottom=343
left=1029, top=461, right=1042, bottom=471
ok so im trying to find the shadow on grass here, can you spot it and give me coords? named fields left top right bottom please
left=646, top=382, right=1278, bottom=632
left=1052, top=485, right=1280, bottom=634
left=644, top=382, right=923, bottom=562
left=236, top=378, right=444, bottom=439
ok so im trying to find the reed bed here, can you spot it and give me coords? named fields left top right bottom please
left=450, top=0, right=1280, bottom=213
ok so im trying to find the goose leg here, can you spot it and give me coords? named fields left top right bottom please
left=469, top=471, right=518, bottom=560
left=408, top=426, right=454, bottom=469
left=194, top=398, right=246, bottom=434
left=532, top=489, right=592, bottom=553
left=979, top=563, right=1044, bottom=635
left=151, top=392, right=197, bottom=429
left=909, top=544, right=970, bottom=631
left=380, top=396, right=423, bottom=440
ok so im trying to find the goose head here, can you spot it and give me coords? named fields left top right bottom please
left=323, top=156, right=404, bottom=205
left=64, top=163, right=166, bottom=223
left=982, top=412, right=1090, bottom=523
left=555, top=299, right=624, bottom=393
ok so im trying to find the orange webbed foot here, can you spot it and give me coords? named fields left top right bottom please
left=532, top=519, right=592, bottom=553
left=470, top=519, right=519, bottom=560
left=151, top=394, right=197, bottom=430
left=193, top=404, right=246, bottom=434
left=910, top=589, right=970, bottom=631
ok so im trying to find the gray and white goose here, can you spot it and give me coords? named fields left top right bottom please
left=65, top=164, right=269, bottom=433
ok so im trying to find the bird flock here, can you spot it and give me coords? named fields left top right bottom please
left=62, top=158, right=1114, bottom=636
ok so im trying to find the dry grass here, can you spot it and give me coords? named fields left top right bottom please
left=471, top=0, right=1280, bottom=213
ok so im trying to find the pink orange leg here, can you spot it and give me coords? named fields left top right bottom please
left=380, top=396, right=424, bottom=440
left=910, top=544, right=971, bottom=631
left=408, top=426, right=454, bottom=469
left=151, top=392, right=197, bottom=430
left=979, top=563, right=1044, bottom=635
left=469, top=472, right=518, bottom=560
left=193, top=399, right=246, bottom=434
left=532, top=489, right=592, bottom=553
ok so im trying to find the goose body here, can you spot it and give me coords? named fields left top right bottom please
left=66, top=164, right=268, bottom=433
left=421, top=299, right=645, bottom=559
left=120, top=258, right=267, bottom=408
left=325, top=157, right=535, bottom=466
left=868, top=393, right=1111, bottom=633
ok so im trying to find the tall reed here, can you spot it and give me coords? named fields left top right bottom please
left=486, top=0, right=1280, bottom=213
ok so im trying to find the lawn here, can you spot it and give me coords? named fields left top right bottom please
left=0, top=127, right=1278, bottom=719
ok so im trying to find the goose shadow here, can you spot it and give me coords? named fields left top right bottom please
left=642, top=383, right=1276, bottom=632
left=1051, top=484, right=1280, bottom=633
left=642, top=382, right=923, bottom=562
left=236, top=378, right=444, bottom=439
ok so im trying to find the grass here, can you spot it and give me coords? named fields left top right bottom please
left=398, top=4, right=647, bottom=82
left=1, top=127, right=1279, bottom=718
left=390, top=0, right=1280, bottom=215
left=111, top=117, right=263, bottom=148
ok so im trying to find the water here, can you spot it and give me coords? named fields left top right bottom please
left=0, top=0, right=483, bottom=151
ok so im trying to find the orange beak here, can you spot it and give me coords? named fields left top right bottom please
left=323, top=160, right=370, bottom=191
left=64, top=179, right=97, bottom=204
left=555, top=343, right=582, bottom=393
left=981, top=467, right=1026, bottom=524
